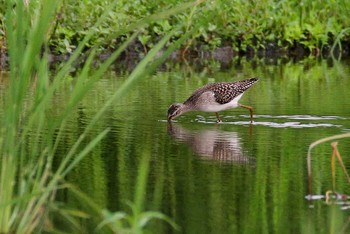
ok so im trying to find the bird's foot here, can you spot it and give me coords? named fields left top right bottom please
left=215, top=112, right=222, bottom=123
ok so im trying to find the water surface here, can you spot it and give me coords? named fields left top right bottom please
left=34, top=59, right=350, bottom=232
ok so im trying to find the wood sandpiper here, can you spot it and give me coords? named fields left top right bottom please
left=167, top=77, right=259, bottom=123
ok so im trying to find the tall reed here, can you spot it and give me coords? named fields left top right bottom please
left=0, top=0, right=199, bottom=232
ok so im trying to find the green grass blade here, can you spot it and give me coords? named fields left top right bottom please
left=307, top=133, right=350, bottom=194
left=61, top=128, right=110, bottom=177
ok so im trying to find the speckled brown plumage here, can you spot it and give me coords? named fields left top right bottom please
left=184, top=78, right=258, bottom=105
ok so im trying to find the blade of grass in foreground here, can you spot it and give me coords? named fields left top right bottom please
left=47, top=29, right=177, bottom=202
left=93, top=26, right=198, bottom=233
left=0, top=0, right=58, bottom=231
left=1, top=0, right=199, bottom=232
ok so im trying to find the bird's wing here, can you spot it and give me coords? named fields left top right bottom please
left=212, top=83, right=243, bottom=104
left=184, top=78, right=258, bottom=105
left=213, top=79, right=258, bottom=104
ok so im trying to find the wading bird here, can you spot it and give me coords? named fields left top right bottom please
left=167, top=77, right=259, bottom=123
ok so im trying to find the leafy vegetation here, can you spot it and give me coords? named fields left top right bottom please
left=0, top=0, right=198, bottom=232
left=1, top=0, right=350, bottom=57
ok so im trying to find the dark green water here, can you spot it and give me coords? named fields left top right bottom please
left=56, top=59, right=350, bottom=233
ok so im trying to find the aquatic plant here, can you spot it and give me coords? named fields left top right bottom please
left=307, top=133, right=350, bottom=195
left=0, top=0, right=198, bottom=232
left=306, top=132, right=350, bottom=233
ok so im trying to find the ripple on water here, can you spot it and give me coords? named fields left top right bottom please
left=188, top=114, right=347, bottom=129
left=234, top=121, right=341, bottom=128
left=254, top=114, right=349, bottom=121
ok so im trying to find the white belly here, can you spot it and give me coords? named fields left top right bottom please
left=196, top=92, right=243, bottom=112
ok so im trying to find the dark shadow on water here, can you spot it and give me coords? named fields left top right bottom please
left=167, top=122, right=255, bottom=164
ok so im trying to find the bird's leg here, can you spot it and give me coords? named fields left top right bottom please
left=215, top=112, right=222, bottom=123
left=238, top=104, right=254, bottom=122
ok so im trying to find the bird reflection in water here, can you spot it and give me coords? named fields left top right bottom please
left=167, top=123, right=255, bottom=164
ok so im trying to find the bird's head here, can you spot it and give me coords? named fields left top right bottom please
left=167, top=103, right=184, bottom=122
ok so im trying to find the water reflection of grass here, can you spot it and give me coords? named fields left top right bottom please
left=0, top=0, right=195, bottom=232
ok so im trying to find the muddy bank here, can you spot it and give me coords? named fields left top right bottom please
left=1, top=40, right=349, bottom=70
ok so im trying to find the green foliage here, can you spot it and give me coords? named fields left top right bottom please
left=96, top=147, right=179, bottom=233
left=98, top=205, right=179, bottom=233
left=2, top=0, right=348, bottom=56
left=0, top=0, right=197, bottom=232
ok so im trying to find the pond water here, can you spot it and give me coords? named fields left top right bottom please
left=11, top=58, right=350, bottom=232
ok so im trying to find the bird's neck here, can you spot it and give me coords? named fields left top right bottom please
left=181, top=103, right=195, bottom=113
